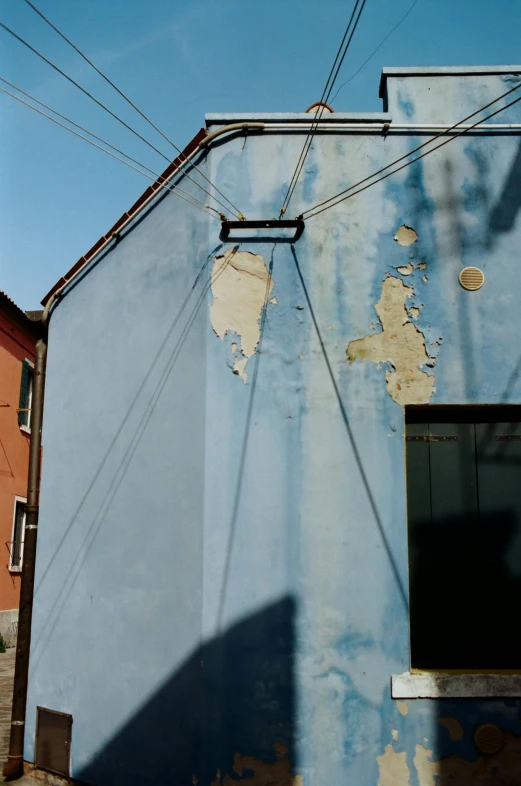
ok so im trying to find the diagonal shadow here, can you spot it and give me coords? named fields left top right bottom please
left=70, top=597, right=297, bottom=786
left=290, top=245, right=408, bottom=609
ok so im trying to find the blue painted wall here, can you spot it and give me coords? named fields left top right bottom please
left=26, top=68, right=521, bottom=785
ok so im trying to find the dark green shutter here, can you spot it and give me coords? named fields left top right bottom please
left=18, top=360, right=31, bottom=427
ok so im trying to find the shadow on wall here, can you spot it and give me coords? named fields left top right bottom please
left=78, top=597, right=296, bottom=786
left=489, top=138, right=521, bottom=236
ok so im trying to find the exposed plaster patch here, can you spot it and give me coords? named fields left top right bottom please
left=397, top=700, right=408, bottom=717
left=413, top=745, right=437, bottom=786
left=209, top=748, right=302, bottom=786
left=409, top=307, right=420, bottom=320
left=439, top=717, right=464, bottom=741
left=396, top=263, right=414, bottom=276
left=270, top=296, right=278, bottom=304
left=347, top=277, right=435, bottom=405
left=210, top=249, right=274, bottom=382
left=422, top=275, right=428, bottom=283
left=394, top=225, right=418, bottom=246
left=377, top=744, right=411, bottom=786
left=391, top=729, right=399, bottom=741
left=418, top=261, right=427, bottom=270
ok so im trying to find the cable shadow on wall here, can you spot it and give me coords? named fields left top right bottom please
left=30, top=245, right=236, bottom=671
left=290, top=244, right=408, bottom=609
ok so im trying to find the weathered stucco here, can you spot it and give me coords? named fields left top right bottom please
left=25, top=67, right=521, bottom=786
left=377, top=735, right=521, bottom=785
left=347, top=275, right=435, bottom=405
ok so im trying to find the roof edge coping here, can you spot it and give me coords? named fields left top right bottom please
left=379, top=65, right=521, bottom=98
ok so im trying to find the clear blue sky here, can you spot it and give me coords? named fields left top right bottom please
left=1, top=0, right=520, bottom=309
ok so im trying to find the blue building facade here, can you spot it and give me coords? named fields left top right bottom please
left=26, top=67, right=521, bottom=784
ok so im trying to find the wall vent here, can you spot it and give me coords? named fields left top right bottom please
left=474, top=723, right=505, bottom=755
left=35, top=707, right=72, bottom=777
left=459, top=266, right=485, bottom=291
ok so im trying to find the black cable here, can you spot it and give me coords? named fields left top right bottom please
left=0, top=21, right=241, bottom=219
left=21, top=0, right=243, bottom=218
left=0, top=84, right=219, bottom=219
left=0, top=76, right=221, bottom=216
left=330, top=0, right=419, bottom=104
left=279, top=0, right=368, bottom=216
left=279, top=0, right=363, bottom=217
left=302, top=80, right=521, bottom=217
left=304, top=90, right=521, bottom=220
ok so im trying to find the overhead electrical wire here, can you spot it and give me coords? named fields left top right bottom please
left=0, top=84, right=220, bottom=219
left=302, top=86, right=521, bottom=220
left=0, top=75, right=220, bottom=215
left=329, top=0, right=420, bottom=103
left=21, top=0, right=243, bottom=218
left=0, top=20, right=242, bottom=219
left=279, top=0, right=368, bottom=217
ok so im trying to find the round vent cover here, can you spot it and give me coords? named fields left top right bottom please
left=474, top=723, right=505, bottom=755
left=459, top=266, right=485, bottom=291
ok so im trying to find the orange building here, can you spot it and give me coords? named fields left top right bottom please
left=0, top=291, right=41, bottom=648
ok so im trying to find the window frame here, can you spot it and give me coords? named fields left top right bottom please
left=392, top=404, right=521, bottom=698
left=19, top=357, right=34, bottom=434
left=9, top=495, right=27, bottom=573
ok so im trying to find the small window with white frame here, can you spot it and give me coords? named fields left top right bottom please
left=9, top=496, right=26, bottom=572
left=18, top=358, right=34, bottom=432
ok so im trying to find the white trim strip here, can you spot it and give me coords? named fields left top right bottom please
left=392, top=672, right=521, bottom=699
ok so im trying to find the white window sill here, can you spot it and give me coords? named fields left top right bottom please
left=8, top=567, right=22, bottom=574
left=19, top=425, right=31, bottom=435
left=392, top=672, right=521, bottom=698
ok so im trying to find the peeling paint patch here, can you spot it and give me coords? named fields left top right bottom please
left=409, top=307, right=420, bottom=320
left=397, top=700, right=408, bottom=716
left=347, top=277, right=435, bottom=405
left=270, top=296, right=278, bottom=304
left=418, top=261, right=427, bottom=270
left=439, top=717, right=464, bottom=741
left=422, top=275, right=428, bottom=283
left=391, top=729, right=399, bottom=741
left=410, top=735, right=521, bottom=784
left=377, top=744, right=411, bottom=786
left=210, top=249, right=274, bottom=382
left=210, top=748, right=302, bottom=786
left=413, top=745, right=437, bottom=786
left=396, top=263, right=414, bottom=276
left=394, top=225, right=418, bottom=246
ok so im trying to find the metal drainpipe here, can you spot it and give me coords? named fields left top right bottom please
left=3, top=315, right=48, bottom=780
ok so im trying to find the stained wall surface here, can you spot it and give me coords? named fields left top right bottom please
left=25, top=68, right=521, bottom=785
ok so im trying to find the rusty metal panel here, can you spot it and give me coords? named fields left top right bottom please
left=35, top=707, right=72, bottom=777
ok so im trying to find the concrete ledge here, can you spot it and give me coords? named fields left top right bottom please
left=392, top=672, right=521, bottom=698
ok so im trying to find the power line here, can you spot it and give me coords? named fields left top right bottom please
left=330, top=0, right=419, bottom=104
left=303, top=89, right=521, bottom=220
left=0, top=84, right=219, bottom=219
left=279, top=0, right=368, bottom=217
left=21, top=0, right=243, bottom=218
left=0, top=21, right=241, bottom=219
left=0, top=75, right=219, bottom=217
left=302, top=80, right=521, bottom=217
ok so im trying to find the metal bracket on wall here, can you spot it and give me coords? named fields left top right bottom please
left=406, top=435, right=459, bottom=442
left=220, top=218, right=305, bottom=241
